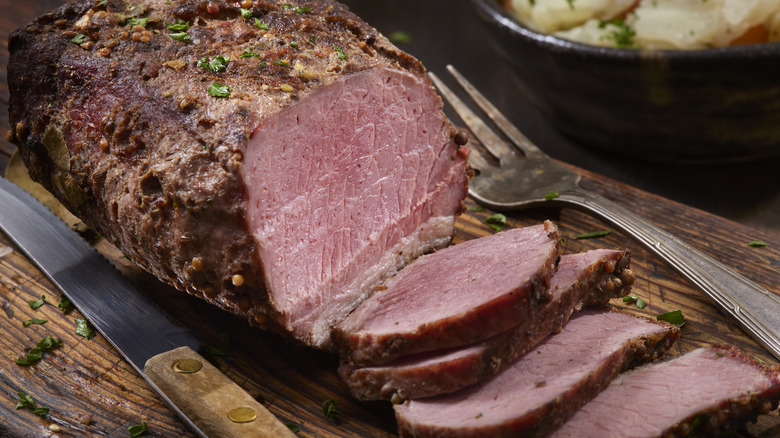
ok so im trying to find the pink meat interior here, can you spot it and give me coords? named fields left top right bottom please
left=242, top=67, right=465, bottom=346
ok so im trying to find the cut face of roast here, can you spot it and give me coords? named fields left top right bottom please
left=243, top=68, right=467, bottom=347
left=339, top=249, right=635, bottom=401
left=394, top=310, right=680, bottom=438
left=335, top=222, right=561, bottom=365
left=551, top=346, right=780, bottom=438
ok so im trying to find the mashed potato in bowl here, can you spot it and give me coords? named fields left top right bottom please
left=507, top=0, right=780, bottom=49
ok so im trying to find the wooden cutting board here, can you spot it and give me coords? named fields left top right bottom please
left=1, top=155, right=779, bottom=437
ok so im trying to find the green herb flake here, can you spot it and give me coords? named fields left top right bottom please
left=16, top=392, right=49, bottom=417
left=716, top=352, right=725, bottom=357
left=748, top=240, right=769, bottom=248
left=58, top=296, right=74, bottom=313
left=255, top=19, right=270, bottom=30
left=575, top=230, right=612, bottom=240
left=469, top=205, right=484, bottom=212
left=753, top=355, right=767, bottom=365
left=282, top=3, right=292, bottom=10
left=657, top=309, right=685, bottom=327
left=598, top=19, right=636, bottom=49
left=240, top=8, right=253, bottom=19
left=310, top=35, right=316, bottom=44
left=274, top=60, right=287, bottom=66
left=169, top=32, right=191, bottom=42
left=289, top=41, right=299, bottom=48
left=294, top=6, right=312, bottom=14
left=544, top=192, right=559, bottom=201
left=28, top=296, right=46, bottom=310
left=22, top=318, right=48, bottom=327
left=16, top=336, right=62, bottom=366
left=240, top=49, right=260, bottom=59
left=388, top=31, right=413, bottom=44
left=622, top=295, right=646, bottom=309
left=75, top=318, right=98, bottom=340
left=475, top=413, right=483, bottom=419
left=322, top=398, right=341, bottom=420
left=166, top=18, right=190, bottom=32
left=71, top=33, right=87, bottom=44
left=485, top=213, right=507, bottom=232
left=334, top=45, right=348, bottom=60
left=128, top=420, right=148, bottom=437
left=128, top=17, right=150, bottom=28
left=198, top=55, right=230, bottom=73
left=566, top=0, right=575, bottom=9
left=285, top=421, right=300, bottom=433
left=98, top=0, right=108, bottom=5
left=207, top=82, right=231, bottom=98
left=259, top=60, right=268, bottom=68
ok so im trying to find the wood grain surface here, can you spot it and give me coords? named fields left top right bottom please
left=1, top=1, right=780, bottom=437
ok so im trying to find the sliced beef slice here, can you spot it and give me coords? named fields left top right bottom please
left=551, top=346, right=780, bottom=438
left=394, top=310, right=680, bottom=438
left=340, top=248, right=636, bottom=401
left=335, top=221, right=561, bottom=366
left=7, top=0, right=468, bottom=348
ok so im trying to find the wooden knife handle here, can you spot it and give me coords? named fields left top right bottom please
left=144, top=346, right=296, bottom=438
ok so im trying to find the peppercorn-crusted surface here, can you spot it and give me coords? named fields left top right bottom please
left=7, top=0, right=468, bottom=348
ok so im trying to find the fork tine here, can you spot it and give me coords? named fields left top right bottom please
left=428, top=71, right=518, bottom=165
left=465, top=144, right=494, bottom=173
left=446, top=65, right=543, bottom=158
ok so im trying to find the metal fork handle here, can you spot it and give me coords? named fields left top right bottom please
left=555, top=187, right=780, bottom=360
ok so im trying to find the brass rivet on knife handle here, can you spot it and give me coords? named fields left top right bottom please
left=173, top=358, right=203, bottom=374
left=145, top=346, right=296, bottom=438
left=228, top=407, right=258, bottom=423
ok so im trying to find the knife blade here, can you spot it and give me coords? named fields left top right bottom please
left=0, top=176, right=295, bottom=438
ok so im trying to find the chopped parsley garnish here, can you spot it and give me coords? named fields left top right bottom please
left=599, top=19, right=636, bottom=49
left=622, top=295, right=646, bottom=309
left=294, top=6, right=312, bottom=14
left=715, top=352, right=725, bottom=357
left=485, top=213, right=507, bottom=232
left=128, top=17, right=150, bottom=28
left=71, top=33, right=86, bottom=44
left=240, top=8, right=253, bottom=19
left=566, top=0, right=575, bottom=9
left=28, top=296, right=46, bottom=310
left=334, top=45, right=348, bottom=60
left=170, top=32, right=190, bottom=42
left=309, top=35, right=316, bottom=44
left=544, top=191, right=559, bottom=201
left=748, top=240, right=768, bottom=248
left=289, top=41, right=299, bottom=48
left=259, top=61, right=268, bottom=68
left=16, top=336, right=63, bottom=366
left=198, top=55, right=230, bottom=73
left=58, top=296, right=74, bottom=313
left=274, top=60, right=288, bottom=66
left=166, top=18, right=190, bottom=31
left=388, top=31, right=413, bottom=44
left=657, top=309, right=685, bottom=327
left=166, top=18, right=191, bottom=42
left=22, top=318, right=48, bottom=327
left=255, top=19, right=270, bottom=30
left=128, top=421, right=148, bottom=437
left=575, top=230, right=612, bottom=239
left=240, top=48, right=260, bottom=58
left=75, top=318, right=97, bottom=340
left=469, top=205, right=484, bottom=212
left=207, top=82, right=231, bottom=97
left=98, top=0, right=108, bottom=5
left=321, top=398, right=341, bottom=420
left=285, top=421, right=300, bottom=433
left=16, top=392, right=49, bottom=417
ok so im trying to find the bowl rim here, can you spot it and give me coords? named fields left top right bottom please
left=471, top=0, right=780, bottom=61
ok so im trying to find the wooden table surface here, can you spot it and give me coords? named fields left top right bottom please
left=1, top=1, right=780, bottom=437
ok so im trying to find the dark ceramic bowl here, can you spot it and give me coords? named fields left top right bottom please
left=471, top=0, right=780, bottom=163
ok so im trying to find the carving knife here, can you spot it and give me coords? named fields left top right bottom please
left=0, top=176, right=295, bottom=438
